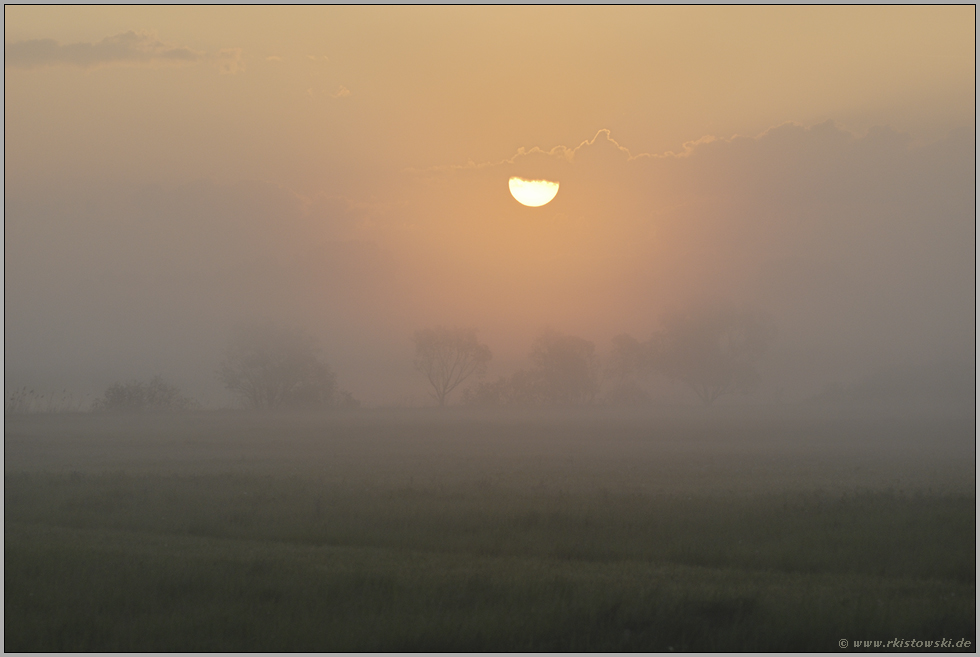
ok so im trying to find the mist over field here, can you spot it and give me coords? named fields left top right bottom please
left=4, top=6, right=975, bottom=652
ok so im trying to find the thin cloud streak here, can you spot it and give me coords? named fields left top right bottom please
left=5, top=31, right=203, bottom=69
left=4, top=30, right=245, bottom=74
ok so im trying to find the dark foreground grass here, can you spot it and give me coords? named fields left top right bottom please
left=5, top=521, right=974, bottom=652
left=5, top=473, right=975, bottom=652
left=5, top=472, right=975, bottom=582
left=4, top=410, right=976, bottom=651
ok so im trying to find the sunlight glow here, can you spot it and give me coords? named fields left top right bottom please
left=509, top=177, right=560, bottom=207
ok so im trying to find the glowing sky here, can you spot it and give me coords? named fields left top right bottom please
left=4, top=6, right=975, bottom=405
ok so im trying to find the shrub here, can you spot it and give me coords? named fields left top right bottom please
left=91, top=376, right=197, bottom=413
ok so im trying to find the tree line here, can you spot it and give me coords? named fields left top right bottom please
left=417, top=306, right=776, bottom=408
left=81, top=305, right=775, bottom=413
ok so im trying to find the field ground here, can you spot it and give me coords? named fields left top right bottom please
left=4, top=408, right=976, bottom=651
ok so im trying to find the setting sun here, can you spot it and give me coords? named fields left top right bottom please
left=508, top=177, right=559, bottom=207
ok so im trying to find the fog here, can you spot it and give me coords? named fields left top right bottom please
left=5, top=125, right=973, bottom=409
left=5, top=9, right=976, bottom=651
left=4, top=7, right=975, bottom=411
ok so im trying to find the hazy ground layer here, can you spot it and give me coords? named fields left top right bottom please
left=4, top=408, right=975, bottom=493
left=4, top=409, right=976, bottom=651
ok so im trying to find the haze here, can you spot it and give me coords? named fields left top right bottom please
left=4, top=6, right=975, bottom=409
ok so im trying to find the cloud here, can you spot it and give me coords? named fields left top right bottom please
left=4, top=31, right=204, bottom=69
left=331, top=85, right=351, bottom=98
left=414, top=129, right=642, bottom=177
left=4, top=31, right=247, bottom=74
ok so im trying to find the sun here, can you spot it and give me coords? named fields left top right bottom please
left=509, top=177, right=559, bottom=207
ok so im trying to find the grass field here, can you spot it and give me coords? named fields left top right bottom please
left=4, top=408, right=975, bottom=651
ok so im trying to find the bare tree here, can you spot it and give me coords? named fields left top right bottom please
left=649, top=305, right=776, bottom=406
left=413, top=327, right=491, bottom=406
left=218, top=323, right=339, bottom=410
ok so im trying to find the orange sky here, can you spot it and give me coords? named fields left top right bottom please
left=6, top=6, right=974, bottom=187
left=4, top=6, right=975, bottom=405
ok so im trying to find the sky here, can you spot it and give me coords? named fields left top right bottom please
left=4, top=6, right=975, bottom=406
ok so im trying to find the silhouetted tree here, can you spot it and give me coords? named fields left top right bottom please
left=607, top=333, right=648, bottom=381
left=462, top=329, right=599, bottom=407
left=92, top=376, right=196, bottom=413
left=527, top=329, right=600, bottom=406
left=649, top=306, right=776, bottom=405
left=605, top=333, right=650, bottom=384
left=218, top=323, right=339, bottom=410
left=603, top=333, right=654, bottom=406
left=413, top=326, right=491, bottom=406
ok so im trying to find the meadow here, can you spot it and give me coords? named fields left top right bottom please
left=4, top=407, right=975, bottom=651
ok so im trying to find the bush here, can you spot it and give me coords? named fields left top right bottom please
left=5, top=388, right=83, bottom=415
left=91, top=376, right=197, bottom=413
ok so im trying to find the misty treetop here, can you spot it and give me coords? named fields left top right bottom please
left=528, top=329, right=601, bottom=406
left=218, top=323, right=358, bottom=410
left=610, top=306, right=778, bottom=406
left=463, top=329, right=601, bottom=408
left=458, top=308, right=776, bottom=408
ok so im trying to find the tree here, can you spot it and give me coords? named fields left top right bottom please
left=527, top=329, right=600, bottom=406
left=649, top=306, right=776, bottom=405
left=461, top=329, right=600, bottom=408
left=607, top=333, right=649, bottom=381
left=218, top=323, right=339, bottom=410
left=92, top=376, right=197, bottom=413
left=603, top=333, right=653, bottom=406
left=413, top=326, right=491, bottom=406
